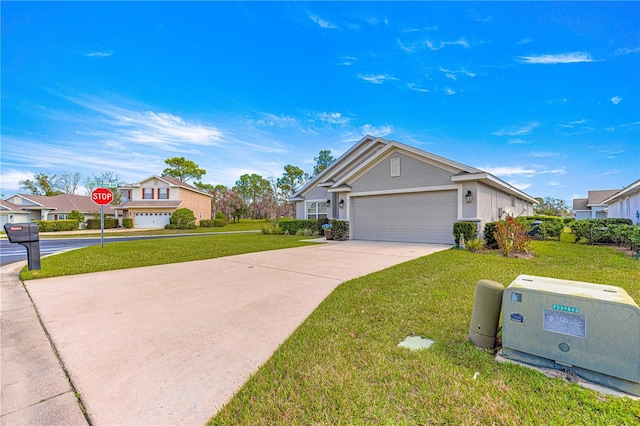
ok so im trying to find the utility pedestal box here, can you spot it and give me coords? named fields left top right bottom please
left=502, top=274, right=640, bottom=396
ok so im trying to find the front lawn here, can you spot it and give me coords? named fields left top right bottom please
left=19, top=233, right=317, bottom=280
left=210, top=240, right=640, bottom=425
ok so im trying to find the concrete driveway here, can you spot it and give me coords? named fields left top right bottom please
left=7, top=240, right=450, bottom=425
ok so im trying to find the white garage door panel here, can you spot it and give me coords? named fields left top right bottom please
left=134, top=212, right=171, bottom=228
left=351, top=191, right=457, bottom=244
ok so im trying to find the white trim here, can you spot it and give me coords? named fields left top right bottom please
left=304, top=199, right=329, bottom=220
left=327, top=187, right=351, bottom=193
left=451, top=173, right=538, bottom=204
left=457, top=217, right=483, bottom=221
left=349, top=184, right=458, bottom=198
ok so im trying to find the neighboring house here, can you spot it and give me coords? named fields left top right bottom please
left=1, top=193, right=114, bottom=226
left=0, top=200, right=32, bottom=227
left=290, top=135, right=537, bottom=244
left=572, top=189, right=619, bottom=220
left=601, top=179, right=640, bottom=224
left=116, top=175, right=212, bottom=228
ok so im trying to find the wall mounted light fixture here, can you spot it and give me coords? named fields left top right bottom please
left=326, top=199, right=331, bottom=204
left=339, top=200, right=344, bottom=208
left=465, top=190, right=473, bottom=203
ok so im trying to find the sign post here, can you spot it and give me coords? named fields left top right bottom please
left=91, top=187, right=114, bottom=248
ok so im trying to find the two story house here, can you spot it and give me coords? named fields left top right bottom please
left=116, top=176, right=212, bottom=228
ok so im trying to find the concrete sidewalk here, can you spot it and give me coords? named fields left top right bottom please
left=2, top=240, right=450, bottom=425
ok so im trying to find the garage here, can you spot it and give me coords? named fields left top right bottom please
left=134, top=212, right=171, bottom=228
left=350, top=191, right=457, bottom=244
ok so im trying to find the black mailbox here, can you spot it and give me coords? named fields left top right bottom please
left=4, top=223, right=41, bottom=270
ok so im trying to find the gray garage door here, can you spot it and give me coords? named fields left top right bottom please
left=351, top=191, right=457, bottom=244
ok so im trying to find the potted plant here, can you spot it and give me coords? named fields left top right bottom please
left=322, top=223, right=333, bottom=240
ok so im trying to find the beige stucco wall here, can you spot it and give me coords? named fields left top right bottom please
left=176, top=188, right=212, bottom=223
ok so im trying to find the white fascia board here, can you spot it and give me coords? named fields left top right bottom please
left=452, top=173, right=538, bottom=204
left=327, top=187, right=351, bottom=193
left=457, top=217, right=483, bottom=221
left=601, top=179, right=640, bottom=204
left=332, top=143, right=475, bottom=189
left=289, top=197, right=304, bottom=202
left=349, top=184, right=458, bottom=198
left=292, top=135, right=387, bottom=198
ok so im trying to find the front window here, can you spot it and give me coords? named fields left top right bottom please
left=307, top=201, right=328, bottom=219
left=158, top=188, right=169, bottom=199
left=143, top=188, right=153, bottom=199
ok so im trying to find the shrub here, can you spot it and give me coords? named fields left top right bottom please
left=483, top=222, right=499, bottom=249
left=199, top=219, right=213, bottom=228
left=122, top=218, right=133, bottom=228
left=214, top=212, right=228, bottom=224
left=295, top=228, right=316, bottom=236
left=261, top=221, right=282, bottom=235
left=164, top=224, right=177, bottom=229
left=517, top=215, right=564, bottom=240
left=68, top=210, right=85, bottom=224
left=452, top=222, right=476, bottom=247
left=466, top=238, right=484, bottom=253
left=563, top=218, right=574, bottom=225
left=34, top=220, right=80, bottom=232
left=212, top=219, right=227, bottom=227
left=170, top=208, right=196, bottom=229
left=331, top=220, right=349, bottom=241
left=86, top=218, right=119, bottom=229
left=278, top=219, right=328, bottom=236
left=494, top=215, right=531, bottom=257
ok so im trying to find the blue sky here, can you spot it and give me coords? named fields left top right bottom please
left=2, top=2, right=639, bottom=203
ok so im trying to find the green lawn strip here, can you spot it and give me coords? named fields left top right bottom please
left=20, top=234, right=318, bottom=280
left=210, top=241, right=640, bottom=425
left=32, top=219, right=268, bottom=238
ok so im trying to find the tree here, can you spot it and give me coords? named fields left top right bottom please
left=162, top=157, right=206, bottom=183
left=84, top=172, right=125, bottom=204
left=19, top=173, right=63, bottom=196
left=534, top=197, right=569, bottom=216
left=233, top=173, right=276, bottom=219
left=277, top=165, right=306, bottom=200
left=313, top=150, right=335, bottom=176
left=59, top=172, right=82, bottom=194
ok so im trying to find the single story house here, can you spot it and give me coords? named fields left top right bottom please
left=290, top=135, right=537, bottom=244
left=0, top=200, right=33, bottom=227
left=572, top=189, right=619, bottom=220
left=601, top=178, right=640, bottom=224
left=115, top=175, right=212, bottom=228
left=1, top=193, right=115, bottom=227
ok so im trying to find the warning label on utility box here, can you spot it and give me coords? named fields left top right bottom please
left=543, top=309, right=586, bottom=338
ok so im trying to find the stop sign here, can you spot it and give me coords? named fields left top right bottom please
left=91, top=187, right=114, bottom=205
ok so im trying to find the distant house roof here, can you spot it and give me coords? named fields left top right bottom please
left=572, top=198, right=588, bottom=211
left=601, top=179, right=640, bottom=204
left=119, top=175, right=212, bottom=198
left=3, top=194, right=116, bottom=215
left=587, top=189, right=619, bottom=206
left=0, top=200, right=29, bottom=214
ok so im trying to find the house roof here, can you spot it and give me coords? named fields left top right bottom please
left=601, top=179, right=640, bottom=204
left=572, top=198, right=589, bottom=211
left=291, top=135, right=537, bottom=204
left=587, top=189, right=619, bottom=206
left=116, top=200, right=183, bottom=209
left=119, top=175, right=212, bottom=198
left=0, top=200, right=29, bottom=214
left=3, top=194, right=116, bottom=214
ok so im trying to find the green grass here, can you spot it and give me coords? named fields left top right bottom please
left=20, top=233, right=318, bottom=280
left=27, top=219, right=268, bottom=238
left=209, top=240, right=640, bottom=425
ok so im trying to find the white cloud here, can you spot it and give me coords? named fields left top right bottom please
left=86, top=50, right=113, bottom=57
left=341, top=56, right=357, bottom=66
left=439, top=67, right=475, bottom=79
left=0, top=169, right=35, bottom=194
left=508, top=181, right=532, bottom=190
left=407, top=83, right=429, bottom=93
left=444, top=88, right=456, bottom=96
left=611, top=96, right=622, bottom=105
left=517, top=38, right=533, bottom=45
left=361, top=124, right=392, bottom=137
left=614, top=46, right=640, bottom=56
left=507, top=139, right=530, bottom=145
left=425, top=38, right=470, bottom=50
left=530, top=151, right=559, bottom=158
left=254, top=113, right=297, bottom=128
left=517, top=52, right=594, bottom=64
left=318, top=112, right=350, bottom=125
left=357, top=74, right=397, bottom=84
left=492, top=122, right=540, bottom=136
left=309, top=13, right=337, bottom=29
left=482, top=166, right=537, bottom=176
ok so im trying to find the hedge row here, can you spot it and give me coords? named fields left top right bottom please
left=278, top=218, right=329, bottom=235
left=34, top=220, right=79, bottom=232
left=570, top=219, right=638, bottom=247
left=86, top=218, right=119, bottom=229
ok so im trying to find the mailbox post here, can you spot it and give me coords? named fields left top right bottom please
left=4, top=223, right=41, bottom=270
